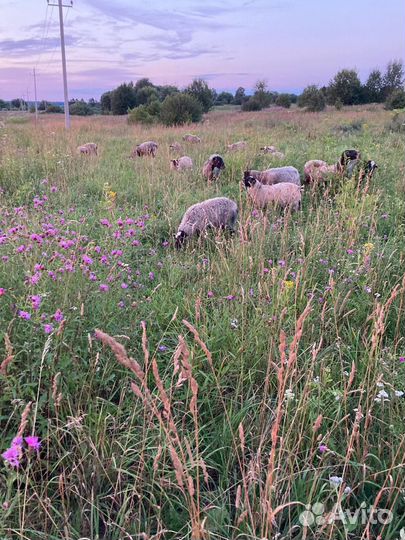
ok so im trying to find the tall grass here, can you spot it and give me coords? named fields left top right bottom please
left=0, top=106, right=405, bottom=539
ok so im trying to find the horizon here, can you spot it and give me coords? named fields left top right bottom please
left=0, top=0, right=404, bottom=101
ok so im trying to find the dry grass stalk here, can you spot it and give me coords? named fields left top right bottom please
left=0, top=355, right=14, bottom=375
left=16, top=401, right=32, bottom=437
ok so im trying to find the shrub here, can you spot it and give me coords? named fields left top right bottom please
left=275, top=93, right=291, bottom=108
left=69, top=101, right=94, bottom=116
left=241, top=97, right=262, bottom=111
left=159, top=93, right=202, bottom=126
left=185, top=79, right=214, bottom=113
left=385, top=89, right=405, bottom=110
left=46, top=104, right=63, bottom=113
left=128, top=101, right=161, bottom=125
left=335, top=98, right=343, bottom=110
left=386, top=111, right=405, bottom=132
left=111, top=83, right=136, bottom=115
left=298, top=85, right=326, bottom=112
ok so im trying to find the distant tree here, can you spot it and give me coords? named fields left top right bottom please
left=160, top=93, right=203, bottom=126
left=383, top=60, right=404, bottom=99
left=11, top=98, right=26, bottom=109
left=364, top=69, right=384, bottom=103
left=275, top=93, right=291, bottom=108
left=157, top=85, right=179, bottom=101
left=111, top=83, right=136, bottom=115
left=253, top=80, right=272, bottom=108
left=241, top=97, right=262, bottom=111
left=327, top=69, right=362, bottom=105
left=385, top=88, right=405, bottom=110
left=216, top=91, right=234, bottom=105
left=69, top=101, right=94, bottom=116
left=298, top=85, right=326, bottom=112
left=38, top=100, right=49, bottom=111
left=0, top=99, right=8, bottom=110
left=128, top=102, right=160, bottom=125
left=135, top=78, right=153, bottom=91
left=136, top=86, right=159, bottom=105
left=46, top=104, right=63, bottom=113
left=185, top=79, right=214, bottom=113
left=100, top=91, right=112, bottom=114
left=234, top=87, right=246, bottom=105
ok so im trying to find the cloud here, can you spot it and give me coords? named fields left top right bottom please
left=0, top=36, right=79, bottom=56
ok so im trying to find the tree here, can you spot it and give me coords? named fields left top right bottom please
left=38, top=100, right=49, bottom=111
left=253, top=80, right=272, bottom=108
left=69, top=101, right=94, bottom=116
left=111, top=83, right=137, bottom=115
left=100, top=91, right=112, bottom=114
left=160, top=93, right=203, bottom=126
left=383, top=60, right=404, bottom=99
left=136, top=86, right=159, bottom=105
left=215, top=91, right=234, bottom=105
left=185, top=79, right=214, bottom=113
left=364, top=69, right=384, bottom=103
left=234, top=87, right=246, bottom=105
left=0, top=99, right=7, bottom=110
left=385, top=88, right=405, bottom=110
left=11, top=98, right=26, bottom=109
left=298, top=85, right=325, bottom=112
left=135, top=78, right=153, bottom=91
left=327, top=69, right=362, bottom=105
left=275, top=93, right=291, bottom=108
left=157, top=85, right=179, bottom=101
left=46, top=104, right=63, bottom=113
left=241, top=97, right=262, bottom=111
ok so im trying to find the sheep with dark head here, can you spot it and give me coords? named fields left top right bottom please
left=202, top=154, right=225, bottom=182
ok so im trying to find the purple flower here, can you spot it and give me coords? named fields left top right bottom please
left=99, top=284, right=109, bottom=292
left=100, top=218, right=111, bottom=227
left=82, top=255, right=93, bottom=265
left=278, top=260, right=286, bottom=267
left=50, top=186, right=58, bottom=193
left=18, top=310, right=31, bottom=320
left=149, top=272, right=155, bottom=281
left=0, top=287, right=5, bottom=296
left=346, top=249, right=355, bottom=255
left=43, top=323, right=54, bottom=334
left=89, top=272, right=97, bottom=281
left=158, top=345, right=168, bottom=352
left=319, top=444, right=328, bottom=453
left=121, top=282, right=128, bottom=289
left=16, top=245, right=26, bottom=253
left=399, top=357, right=405, bottom=363
left=207, top=290, right=214, bottom=298
left=31, top=295, right=42, bottom=311
left=364, top=286, right=372, bottom=293
left=2, top=445, right=21, bottom=468
left=53, top=309, right=64, bottom=322
left=25, top=436, right=41, bottom=450
left=226, top=295, right=235, bottom=301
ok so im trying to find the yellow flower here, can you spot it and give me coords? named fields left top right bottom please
left=363, top=242, right=374, bottom=254
left=284, top=280, right=295, bottom=290
left=107, top=190, right=117, bottom=201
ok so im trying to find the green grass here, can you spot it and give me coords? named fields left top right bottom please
left=0, top=105, right=405, bottom=539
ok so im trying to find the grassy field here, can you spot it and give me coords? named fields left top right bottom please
left=0, top=105, right=405, bottom=540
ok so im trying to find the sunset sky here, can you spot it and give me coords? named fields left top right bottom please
left=0, top=0, right=404, bottom=101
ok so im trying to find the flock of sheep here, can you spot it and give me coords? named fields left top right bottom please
left=76, top=136, right=378, bottom=249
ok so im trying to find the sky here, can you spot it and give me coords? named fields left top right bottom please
left=0, top=0, right=404, bottom=101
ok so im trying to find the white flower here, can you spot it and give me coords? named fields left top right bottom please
left=374, top=389, right=390, bottom=403
left=329, top=476, right=343, bottom=487
left=284, top=389, right=295, bottom=401
left=344, top=486, right=352, bottom=494
left=376, top=382, right=384, bottom=388
left=394, top=390, right=404, bottom=398
left=313, top=376, right=320, bottom=384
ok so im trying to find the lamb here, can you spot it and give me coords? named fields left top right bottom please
left=227, top=141, right=247, bottom=151
left=77, top=142, right=98, bottom=156
left=175, top=197, right=238, bottom=249
left=244, top=166, right=300, bottom=187
left=170, top=156, right=193, bottom=171
left=243, top=175, right=301, bottom=211
left=202, top=154, right=225, bottom=182
left=182, top=134, right=201, bottom=143
left=304, top=149, right=361, bottom=183
left=169, top=142, right=182, bottom=153
left=261, top=146, right=285, bottom=159
left=131, top=141, right=158, bottom=158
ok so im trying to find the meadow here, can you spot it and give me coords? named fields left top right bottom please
left=0, top=105, right=405, bottom=540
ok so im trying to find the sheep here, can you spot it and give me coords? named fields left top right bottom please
left=182, top=134, right=201, bottom=143
left=170, top=156, right=193, bottom=171
left=77, top=142, right=98, bottom=156
left=169, top=142, right=182, bottom=153
left=175, top=197, right=238, bottom=249
left=244, top=166, right=300, bottom=187
left=243, top=175, right=301, bottom=211
left=304, top=149, right=361, bottom=184
left=260, top=146, right=285, bottom=159
left=202, top=154, right=225, bottom=182
left=131, top=141, right=158, bottom=158
left=227, top=141, right=247, bottom=151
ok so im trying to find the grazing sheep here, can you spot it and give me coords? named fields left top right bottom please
left=304, top=149, right=361, bottom=184
left=169, top=142, right=182, bottom=153
left=243, top=175, right=301, bottom=211
left=170, top=156, right=193, bottom=171
left=131, top=141, right=158, bottom=158
left=77, top=142, right=98, bottom=156
left=261, top=146, right=285, bottom=159
left=175, top=197, right=238, bottom=249
left=202, top=154, right=225, bottom=182
left=182, top=134, right=201, bottom=143
left=244, top=166, right=300, bottom=187
left=227, top=141, right=247, bottom=151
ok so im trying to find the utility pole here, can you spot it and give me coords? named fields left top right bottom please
left=47, top=0, right=73, bottom=129
left=33, top=68, right=38, bottom=122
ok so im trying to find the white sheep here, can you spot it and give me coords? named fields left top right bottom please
left=304, top=149, right=362, bottom=184
left=131, top=141, right=158, bottom=158
left=182, top=134, right=201, bottom=143
left=227, top=141, right=247, bottom=151
left=261, top=146, right=285, bottom=159
left=175, top=197, right=238, bottom=249
left=244, top=166, right=300, bottom=187
left=77, top=142, right=98, bottom=156
left=243, top=175, right=301, bottom=211
left=169, top=142, right=182, bottom=153
left=170, top=156, right=193, bottom=171
left=202, top=154, right=225, bottom=182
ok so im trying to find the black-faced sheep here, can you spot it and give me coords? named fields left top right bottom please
left=304, top=149, right=361, bottom=184
left=244, top=166, right=300, bottom=187
left=175, top=197, right=238, bottom=249
left=170, top=156, right=193, bottom=171
left=131, top=141, right=158, bottom=158
left=202, top=154, right=225, bottom=182
left=169, top=142, right=182, bottom=153
left=243, top=175, right=301, bottom=211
